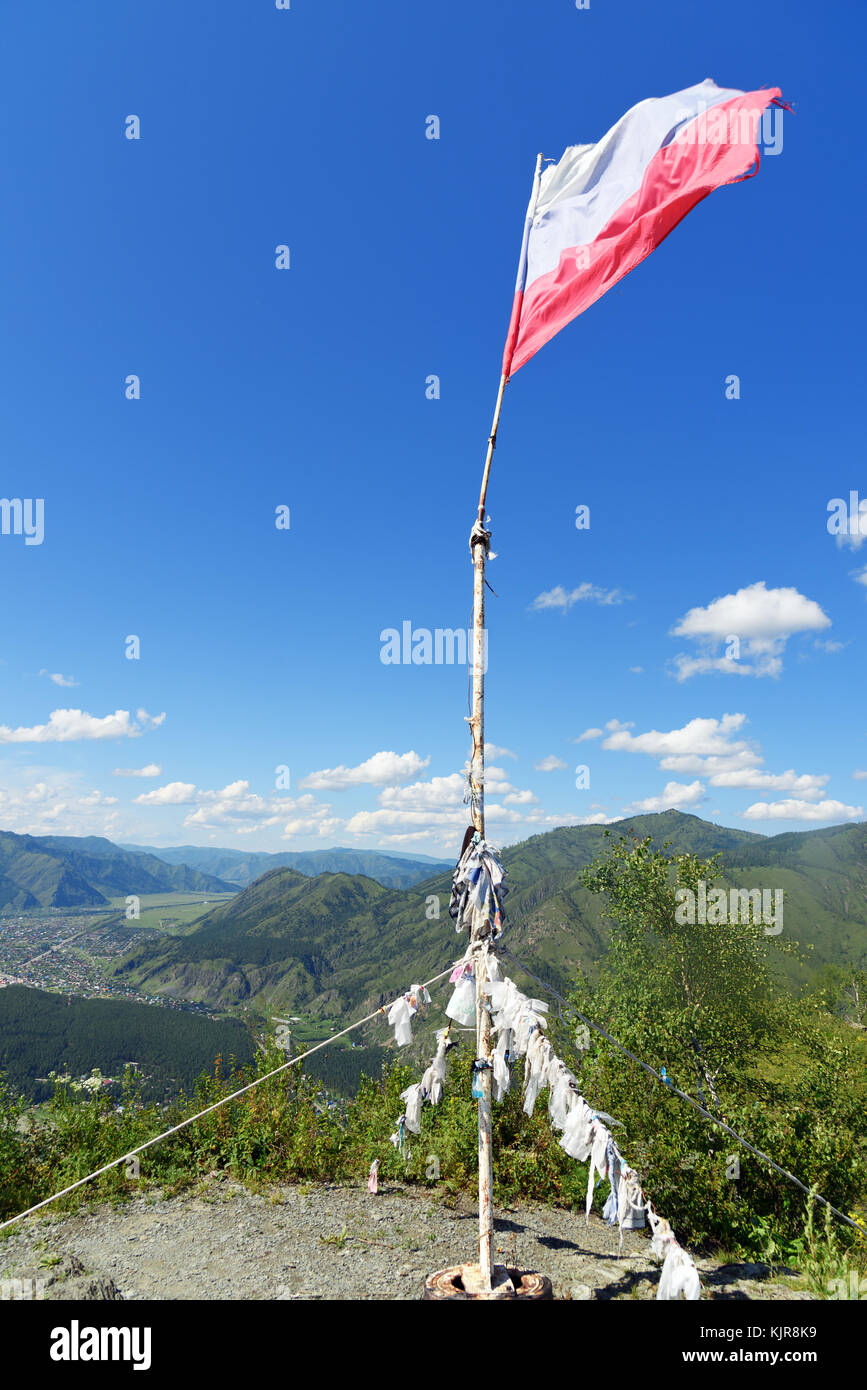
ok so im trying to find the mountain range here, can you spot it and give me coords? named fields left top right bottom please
left=0, top=834, right=451, bottom=913
left=106, top=812, right=867, bottom=1019
left=118, top=843, right=452, bottom=891
left=0, top=832, right=235, bottom=910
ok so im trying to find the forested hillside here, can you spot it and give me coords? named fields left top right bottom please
left=0, top=986, right=255, bottom=1101
left=106, top=812, right=867, bottom=1017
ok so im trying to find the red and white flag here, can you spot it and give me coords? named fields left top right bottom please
left=503, top=79, right=786, bottom=377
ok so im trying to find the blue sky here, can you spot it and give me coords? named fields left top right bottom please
left=1, top=0, right=865, bottom=855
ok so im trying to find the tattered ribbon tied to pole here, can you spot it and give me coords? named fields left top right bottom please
left=387, top=983, right=431, bottom=1047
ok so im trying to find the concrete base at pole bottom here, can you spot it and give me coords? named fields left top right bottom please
left=422, top=1262, right=553, bottom=1300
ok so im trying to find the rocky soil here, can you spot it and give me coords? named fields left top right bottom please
left=0, top=1177, right=813, bottom=1301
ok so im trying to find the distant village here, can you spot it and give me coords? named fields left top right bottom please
left=0, top=910, right=219, bottom=1019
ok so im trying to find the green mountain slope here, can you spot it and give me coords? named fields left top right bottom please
left=106, top=813, right=867, bottom=1018
left=0, top=832, right=236, bottom=910
left=0, top=985, right=255, bottom=1102
left=108, top=868, right=393, bottom=1010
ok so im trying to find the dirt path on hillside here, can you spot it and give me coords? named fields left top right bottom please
left=0, top=1178, right=813, bottom=1301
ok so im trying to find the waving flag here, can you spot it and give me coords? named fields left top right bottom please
left=503, top=79, right=785, bottom=377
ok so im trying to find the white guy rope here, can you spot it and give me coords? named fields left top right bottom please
left=0, top=961, right=458, bottom=1235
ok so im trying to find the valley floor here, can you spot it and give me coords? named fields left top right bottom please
left=1, top=1178, right=815, bottom=1301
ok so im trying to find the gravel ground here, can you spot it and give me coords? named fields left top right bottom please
left=0, top=1177, right=813, bottom=1301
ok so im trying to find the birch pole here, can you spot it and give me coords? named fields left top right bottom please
left=466, top=153, right=544, bottom=1290
left=469, top=476, right=494, bottom=1287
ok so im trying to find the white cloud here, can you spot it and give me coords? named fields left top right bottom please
left=0, top=708, right=165, bottom=744
left=39, top=670, right=79, bottom=688
left=486, top=743, right=518, bottom=761
left=341, top=766, right=557, bottom=851
left=523, top=809, right=621, bottom=828
left=603, top=713, right=753, bottom=762
left=853, top=565, right=867, bottom=588
left=379, top=773, right=465, bottom=812
left=0, top=770, right=125, bottom=837
left=589, top=715, right=809, bottom=794
left=299, top=750, right=430, bottom=790
left=673, top=583, right=830, bottom=644
left=832, top=498, right=867, bottom=550
left=113, top=764, right=162, bottom=778
left=198, top=779, right=257, bottom=804
left=530, top=583, right=631, bottom=612
left=345, top=796, right=600, bottom=852
left=622, top=781, right=705, bottom=815
left=658, top=751, right=758, bottom=775
left=344, top=806, right=468, bottom=839
left=629, top=666, right=644, bottom=674
left=363, top=829, right=437, bottom=846
left=673, top=654, right=771, bottom=679
left=185, top=780, right=274, bottom=824
left=134, top=782, right=197, bottom=806
left=742, top=798, right=863, bottom=822
left=571, top=727, right=604, bottom=743
left=187, top=783, right=340, bottom=838
left=78, top=790, right=119, bottom=806
left=478, top=809, right=528, bottom=826
left=279, top=803, right=344, bottom=841
left=132, top=777, right=342, bottom=840
left=0, top=779, right=67, bottom=826
left=853, top=770, right=867, bottom=781
left=671, top=582, right=831, bottom=679
left=708, top=768, right=829, bottom=799
left=484, top=766, right=533, bottom=797
left=534, top=755, right=567, bottom=772
left=374, top=769, right=539, bottom=821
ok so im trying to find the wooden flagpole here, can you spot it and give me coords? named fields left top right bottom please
left=467, top=152, right=544, bottom=1292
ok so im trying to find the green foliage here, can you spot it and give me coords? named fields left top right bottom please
left=810, top=964, right=867, bottom=1029
left=0, top=1076, right=31, bottom=1217
left=579, top=832, right=784, bottom=1093
left=0, top=1034, right=587, bottom=1230
left=777, top=1197, right=867, bottom=1299
left=573, top=833, right=867, bottom=1259
left=1, top=826, right=864, bottom=1277
left=0, top=985, right=256, bottom=1102
left=320, top=1224, right=348, bottom=1248
left=344, top=1046, right=587, bottom=1209
left=301, top=1045, right=388, bottom=1097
